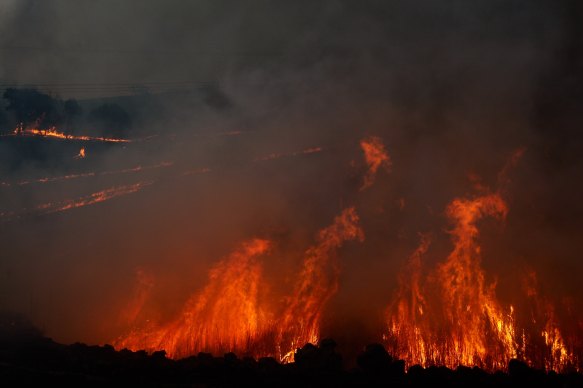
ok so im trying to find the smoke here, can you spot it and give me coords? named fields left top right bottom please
left=0, top=0, right=581, bottom=365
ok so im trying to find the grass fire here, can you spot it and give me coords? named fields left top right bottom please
left=0, top=1, right=582, bottom=386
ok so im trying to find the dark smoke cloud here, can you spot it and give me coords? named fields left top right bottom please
left=0, top=0, right=581, bottom=353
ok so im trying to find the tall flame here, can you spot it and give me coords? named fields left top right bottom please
left=114, top=209, right=364, bottom=362
left=385, top=192, right=577, bottom=371
left=277, top=207, right=364, bottom=362
left=115, top=239, right=272, bottom=358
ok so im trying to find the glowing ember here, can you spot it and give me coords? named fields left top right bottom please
left=114, top=208, right=364, bottom=362
left=360, top=136, right=391, bottom=190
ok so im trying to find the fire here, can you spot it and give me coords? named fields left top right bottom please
left=0, top=162, right=172, bottom=187
left=360, top=136, right=391, bottom=190
left=37, top=181, right=153, bottom=214
left=115, top=239, right=272, bottom=358
left=11, top=124, right=131, bottom=143
left=276, top=207, right=364, bottom=362
left=75, top=147, right=86, bottom=159
left=385, top=192, right=578, bottom=372
left=114, top=208, right=364, bottom=362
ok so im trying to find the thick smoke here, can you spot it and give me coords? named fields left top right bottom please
left=0, top=0, right=581, bottom=364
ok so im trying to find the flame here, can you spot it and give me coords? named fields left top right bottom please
left=74, top=147, right=86, bottom=159
left=11, top=125, right=131, bottom=143
left=360, top=136, right=391, bottom=190
left=277, top=207, right=364, bottom=362
left=114, top=209, right=364, bottom=361
left=1, top=162, right=172, bottom=187
left=36, top=181, right=153, bottom=214
left=385, top=192, right=578, bottom=372
left=115, top=239, right=272, bottom=358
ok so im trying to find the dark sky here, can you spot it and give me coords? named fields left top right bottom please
left=0, top=0, right=581, bottom=351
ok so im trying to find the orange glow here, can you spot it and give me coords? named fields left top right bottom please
left=121, top=268, right=155, bottom=326
left=255, top=146, right=324, bottom=162
left=75, top=147, right=86, bottom=159
left=276, top=207, right=364, bottom=362
left=13, top=125, right=131, bottom=143
left=385, top=192, right=578, bottom=372
left=360, top=136, right=391, bottom=190
left=114, top=208, right=364, bottom=362
left=115, top=239, right=272, bottom=358
left=37, top=181, right=153, bottom=214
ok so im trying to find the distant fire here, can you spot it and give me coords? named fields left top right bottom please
left=75, top=147, right=86, bottom=159
left=0, top=162, right=172, bottom=187
left=37, top=181, right=153, bottom=214
left=11, top=124, right=131, bottom=143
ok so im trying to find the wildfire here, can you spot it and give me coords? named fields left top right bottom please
left=11, top=125, right=131, bottom=143
left=384, top=192, right=577, bottom=372
left=277, top=207, right=364, bottom=362
left=360, top=136, right=391, bottom=190
left=37, top=181, right=153, bottom=215
left=115, top=239, right=272, bottom=358
left=114, top=208, right=364, bottom=362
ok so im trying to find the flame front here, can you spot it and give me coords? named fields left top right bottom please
left=114, top=209, right=364, bottom=362
left=11, top=124, right=131, bottom=143
left=115, top=239, right=272, bottom=358
left=277, top=207, right=364, bottom=362
left=385, top=192, right=578, bottom=372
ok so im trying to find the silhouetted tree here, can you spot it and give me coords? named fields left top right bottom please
left=88, top=103, right=132, bottom=138
left=2, top=88, right=60, bottom=129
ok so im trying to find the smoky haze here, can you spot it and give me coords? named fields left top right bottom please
left=0, top=0, right=581, bottom=363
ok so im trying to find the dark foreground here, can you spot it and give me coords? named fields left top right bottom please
left=1, top=336, right=582, bottom=387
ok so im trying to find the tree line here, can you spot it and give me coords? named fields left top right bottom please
left=0, top=88, right=132, bottom=138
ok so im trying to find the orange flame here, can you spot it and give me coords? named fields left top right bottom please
left=74, top=147, right=86, bottom=159
left=115, top=239, right=273, bottom=358
left=114, top=209, right=364, bottom=362
left=360, top=136, right=391, bottom=190
left=13, top=125, right=131, bottom=143
left=277, top=207, right=364, bottom=362
left=37, top=181, right=153, bottom=214
left=385, top=192, right=578, bottom=371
